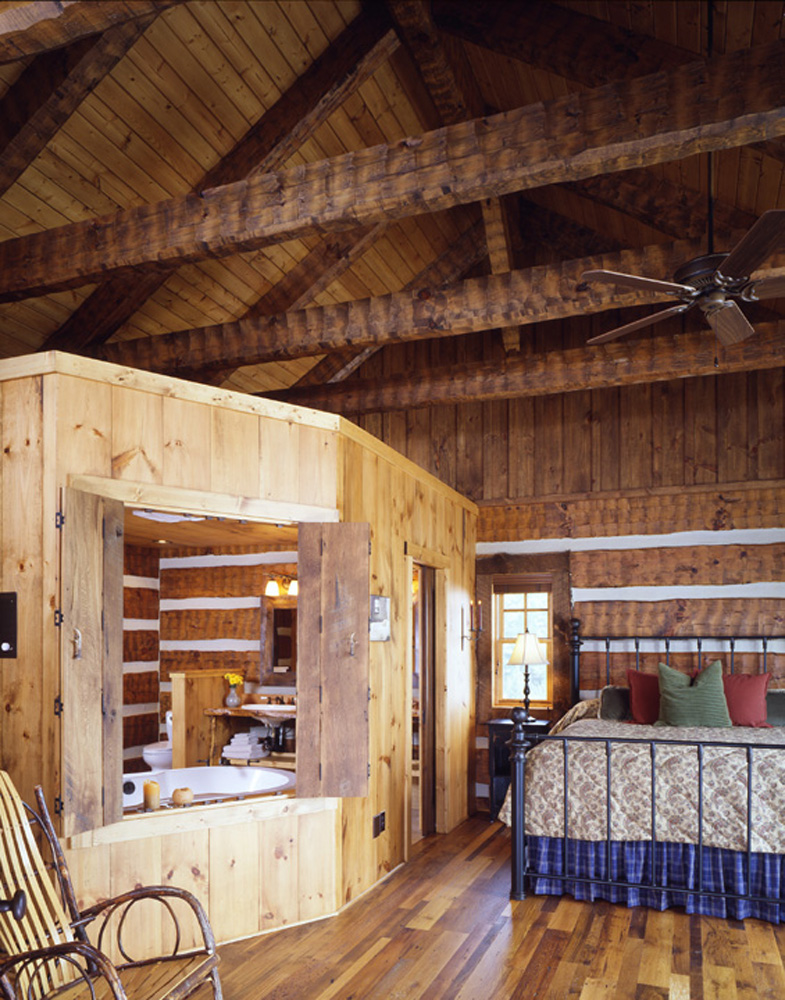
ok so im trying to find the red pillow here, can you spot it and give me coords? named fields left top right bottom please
left=627, top=668, right=660, bottom=725
left=722, top=673, right=771, bottom=727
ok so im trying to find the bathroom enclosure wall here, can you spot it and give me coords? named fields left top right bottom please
left=0, top=352, right=476, bottom=948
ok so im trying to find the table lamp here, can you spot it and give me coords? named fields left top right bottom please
left=508, top=630, right=548, bottom=721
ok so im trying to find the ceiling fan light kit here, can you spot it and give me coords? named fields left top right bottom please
left=581, top=210, right=785, bottom=347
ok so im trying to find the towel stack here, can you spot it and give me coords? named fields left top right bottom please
left=222, top=730, right=271, bottom=761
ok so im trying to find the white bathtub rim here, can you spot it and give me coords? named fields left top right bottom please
left=122, top=764, right=295, bottom=810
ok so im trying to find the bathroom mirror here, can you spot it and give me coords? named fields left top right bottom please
left=260, top=597, right=297, bottom=685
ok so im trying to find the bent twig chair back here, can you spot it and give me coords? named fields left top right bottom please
left=0, top=771, right=221, bottom=1000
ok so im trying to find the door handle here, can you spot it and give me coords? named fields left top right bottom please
left=349, top=632, right=356, bottom=657
left=72, top=628, right=82, bottom=660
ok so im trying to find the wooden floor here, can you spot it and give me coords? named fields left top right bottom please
left=210, top=816, right=785, bottom=999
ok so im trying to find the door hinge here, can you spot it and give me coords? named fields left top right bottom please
left=54, top=609, right=63, bottom=628
left=319, top=685, right=322, bottom=704
left=369, top=540, right=372, bottom=555
left=368, top=686, right=371, bottom=702
left=54, top=694, right=64, bottom=717
left=368, top=762, right=371, bottom=778
left=319, top=614, right=323, bottom=634
left=318, top=763, right=322, bottom=781
left=53, top=796, right=63, bottom=816
left=55, top=511, right=65, bottom=530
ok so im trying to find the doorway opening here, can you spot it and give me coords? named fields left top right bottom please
left=411, top=563, right=436, bottom=842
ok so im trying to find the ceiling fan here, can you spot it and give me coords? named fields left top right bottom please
left=580, top=209, right=785, bottom=346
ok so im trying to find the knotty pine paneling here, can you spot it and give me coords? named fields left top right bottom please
left=356, top=341, right=785, bottom=510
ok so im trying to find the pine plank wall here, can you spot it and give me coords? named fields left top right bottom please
left=353, top=341, right=785, bottom=810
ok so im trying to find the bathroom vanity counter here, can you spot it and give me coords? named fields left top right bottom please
left=204, top=705, right=296, bottom=765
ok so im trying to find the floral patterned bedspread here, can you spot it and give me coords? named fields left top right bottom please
left=498, top=718, right=785, bottom=853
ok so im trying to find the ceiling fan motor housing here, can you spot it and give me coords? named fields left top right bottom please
left=672, top=253, right=732, bottom=290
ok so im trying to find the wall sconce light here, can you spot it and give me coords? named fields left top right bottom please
left=461, top=599, right=483, bottom=650
left=264, top=575, right=298, bottom=598
left=508, top=631, right=548, bottom=721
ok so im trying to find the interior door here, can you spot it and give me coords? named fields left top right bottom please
left=297, top=522, right=370, bottom=798
left=60, top=488, right=124, bottom=835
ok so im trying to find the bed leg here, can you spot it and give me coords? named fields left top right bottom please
left=510, top=705, right=531, bottom=901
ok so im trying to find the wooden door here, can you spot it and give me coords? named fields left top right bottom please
left=297, top=522, right=370, bottom=798
left=60, top=488, right=124, bottom=835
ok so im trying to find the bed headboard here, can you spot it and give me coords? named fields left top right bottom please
left=568, top=618, right=785, bottom=705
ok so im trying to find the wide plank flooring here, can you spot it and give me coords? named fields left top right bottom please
left=211, top=817, right=785, bottom=999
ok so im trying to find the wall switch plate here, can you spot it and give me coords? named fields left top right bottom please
left=0, top=593, right=16, bottom=658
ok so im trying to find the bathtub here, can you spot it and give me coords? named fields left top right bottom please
left=122, top=765, right=295, bottom=811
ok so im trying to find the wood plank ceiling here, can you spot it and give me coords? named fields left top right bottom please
left=0, top=0, right=784, bottom=416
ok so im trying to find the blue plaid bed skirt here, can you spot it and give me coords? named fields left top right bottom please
left=527, top=836, right=785, bottom=921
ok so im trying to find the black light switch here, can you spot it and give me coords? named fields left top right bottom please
left=0, top=593, right=17, bottom=658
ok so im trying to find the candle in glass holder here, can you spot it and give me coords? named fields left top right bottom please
left=143, top=779, right=160, bottom=811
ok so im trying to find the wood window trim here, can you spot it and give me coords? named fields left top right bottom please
left=491, top=573, right=554, bottom=710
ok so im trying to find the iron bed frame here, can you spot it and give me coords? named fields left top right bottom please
left=509, top=620, right=785, bottom=916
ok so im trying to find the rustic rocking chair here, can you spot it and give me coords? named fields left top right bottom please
left=0, top=771, right=221, bottom=1000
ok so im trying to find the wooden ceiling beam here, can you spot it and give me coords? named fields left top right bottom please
left=431, top=0, right=695, bottom=86
left=561, top=170, right=758, bottom=243
left=40, top=8, right=399, bottom=352
left=0, top=15, right=155, bottom=198
left=387, top=0, right=523, bottom=353
left=4, top=38, right=785, bottom=303
left=0, top=1, right=179, bottom=64
left=269, top=321, right=785, bottom=415
left=291, top=218, right=488, bottom=387
left=176, top=223, right=388, bottom=384
left=101, top=236, right=773, bottom=372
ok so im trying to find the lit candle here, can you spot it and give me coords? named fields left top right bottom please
left=477, top=600, right=482, bottom=631
left=143, top=779, right=160, bottom=811
left=469, top=600, right=474, bottom=632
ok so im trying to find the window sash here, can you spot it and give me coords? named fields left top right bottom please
left=492, top=579, right=553, bottom=707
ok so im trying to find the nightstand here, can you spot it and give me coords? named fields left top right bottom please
left=485, top=717, right=550, bottom=821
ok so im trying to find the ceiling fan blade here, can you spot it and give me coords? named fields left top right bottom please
left=743, top=273, right=785, bottom=301
left=581, top=269, right=694, bottom=297
left=716, top=209, right=785, bottom=280
left=587, top=303, right=691, bottom=345
left=704, top=301, right=755, bottom=346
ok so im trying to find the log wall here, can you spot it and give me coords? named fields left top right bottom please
left=353, top=333, right=785, bottom=813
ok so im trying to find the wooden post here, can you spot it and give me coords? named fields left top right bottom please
left=510, top=705, right=530, bottom=901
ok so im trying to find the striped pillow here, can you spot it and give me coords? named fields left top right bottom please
left=657, top=659, right=732, bottom=728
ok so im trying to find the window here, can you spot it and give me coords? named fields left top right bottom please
left=492, top=576, right=553, bottom=708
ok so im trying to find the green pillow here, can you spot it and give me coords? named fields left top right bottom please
left=657, top=659, right=732, bottom=727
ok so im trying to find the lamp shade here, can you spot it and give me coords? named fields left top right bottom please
left=287, top=579, right=298, bottom=596
left=264, top=579, right=280, bottom=597
left=508, top=630, right=548, bottom=666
